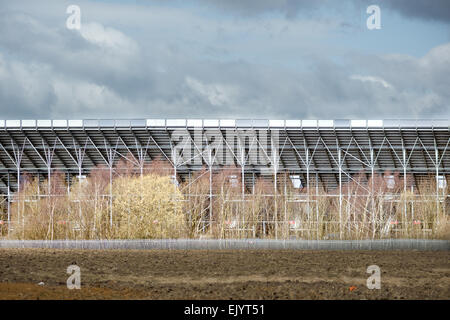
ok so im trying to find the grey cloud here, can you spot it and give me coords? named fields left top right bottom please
left=192, top=0, right=334, bottom=19
left=0, top=2, right=449, bottom=121
left=196, top=0, right=321, bottom=17
left=193, top=0, right=450, bottom=23
left=383, top=0, right=450, bottom=24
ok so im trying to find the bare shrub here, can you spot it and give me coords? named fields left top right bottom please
left=110, top=174, right=185, bottom=238
left=5, top=164, right=448, bottom=240
left=10, top=171, right=69, bottom=240
left=143, top=156, right=173, bottom=176
left=181, top=167, right=210, bottom=238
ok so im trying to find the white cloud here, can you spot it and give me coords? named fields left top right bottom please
left=79, top=22, right=139, bottom=55
left=0, top=55, right=55, bottom=115
left=52, top=77, right=134, bottom=116
left=350, top=75, right=393, bottom=89
left=185, top=76, right=239, bottom=107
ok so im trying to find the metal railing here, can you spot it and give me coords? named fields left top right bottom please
left=1, top=119, right=449, bottom=130
left=0, top=239, right=448, bottom=250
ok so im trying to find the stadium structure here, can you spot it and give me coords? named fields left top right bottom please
left=0, top=119, right=449, bottom=239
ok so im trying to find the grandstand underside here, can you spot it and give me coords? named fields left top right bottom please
left=0, top=119, right=448, bottom=193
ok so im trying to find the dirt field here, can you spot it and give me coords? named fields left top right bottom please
left=0, top=249, right=448, bottom=299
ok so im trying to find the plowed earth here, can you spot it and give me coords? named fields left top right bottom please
left=0, top=249, right=448, bottom=299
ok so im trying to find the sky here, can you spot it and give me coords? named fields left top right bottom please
left=0, top=0, right=449, bottom=120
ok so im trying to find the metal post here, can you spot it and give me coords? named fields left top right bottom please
left=347, top=176, right=350, bottom=236
left=370, top=144, right=375, bottom=238
left=48, top=165, right=51, bottom=198
left=173, top=148, right=177, bottom=194
left=272, top=137, right=278, bottom=239
left=49, top=160, right=53, bottom=240
left=67, top=172, right=70, bottom=194
left=37, top=172, right=40, bottom=199
left=338, top=147, right=342, bottom=239
left=252, top=171, right=256, bottom=236
left=17, top=165, right=20, bottom=228
left=241, top=148, right=246, bottom=237
left=241, top=148, right=245, bottom=199
left=435, top=146, right=440, bottom=227
left=104, top=142, right=115, bottom=230
left=139, top=142, right=144, bottom=178
left=109, top=165, right=113, bottom=228
left=252, top=172, right=255, bottom=194
left=402, top=147, right=407, bottom=225
left=306, top=148, right=310, bottom=222
left=284, top=171, right=287, bottom=238
left=411, top=184, right=415, bottom=229
left=7, top=172, right=10, bottom=236
left=315, top=173, right=319, bottom=239
left=209, top=148, right=213, bottom=234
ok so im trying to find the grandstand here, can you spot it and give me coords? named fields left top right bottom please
left=0, top=118, right=448, bottom=239
left=0, top=118, right=448, bottom=190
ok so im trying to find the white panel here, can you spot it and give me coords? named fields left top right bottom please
left=6, top=120, right=20, bottom=127
left=318, top=120, right=333, bottom=127
left=285, top=120, right=301, bottom=127
left=68, top=120, right=83, bottom=127
left=438, top=176, right=447, bottom=189
left=385, top=175, right=395, bottom=189
left=22, top=120, right=36, bottom=127
left=130, top=119, right=145, bottom=127
left=166, top=119, right=186, bottom=127
left=302, top=120, right=317, bottom=127
left=416, top=120, right=433, bottom=127
left=220, top=119, right=235, bottom=127
left=53, top=120, right=67, bottom=127
left=187, top=119, right=203, bottom=127
left=146, top=119, right=165, bottom=127
left=368, top=120, right=383, bottom=127
left=383, top=120, right=398, bottom=127
left=204, top=119, right=219, bottom=127
left=236, top=119, right=252, bottom=127
left=351, top=120, right=366, bottom=127
left=104, top=119, right=119, bottom=127
left=84, top=120, right=99, bottom=127
left=37, top=120, right=52, bottom=127
left=289, top=175, right=302, bottom=189
left=253, top=119, right=268, bottom=127
left=0, top=120, right=4, bottom=127
left=269, top=120, right=284, bottom=127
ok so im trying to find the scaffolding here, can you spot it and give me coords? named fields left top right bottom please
left=0, top=119, right=449, bottom=239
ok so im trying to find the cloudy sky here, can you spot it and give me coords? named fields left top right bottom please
left=0, top=0, right=449, bottom=120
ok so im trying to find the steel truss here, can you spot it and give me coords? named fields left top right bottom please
left=0, top=119, right=449, bottom=239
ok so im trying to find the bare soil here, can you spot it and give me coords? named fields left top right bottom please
left=0, top=249, right=448, bottom=299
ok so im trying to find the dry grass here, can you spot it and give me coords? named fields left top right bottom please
left=4, top=157, right=449, bottom=240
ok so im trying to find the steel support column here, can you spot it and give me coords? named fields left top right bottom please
left=338, top=147, right=343, bottom=239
